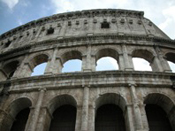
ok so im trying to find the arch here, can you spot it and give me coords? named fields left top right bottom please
left=29, top=54, right=49, bottom=76
left=132, top=49, right=155, bottom=71
left=95, top=93, right=126, bottom=131
left=95, top=48, right=119, bottom=62
left=30, top=54, right=49, bottom=69
left=1, top=97, right=32, bottom=131
left=165, top=52, right=175, bottom=72
left=61, top=50, right=82, bottom=64
left=144, top=93, right=175, bottom=130
left=48, top=95, right=77, bottom=131
left=61, top=50, right=82, bottom=72
left=48, top=94, right=77, bottom=114
left=95, top=48, right=119, bottom=70
left=144, top=93, right=174, bottom=114
left=165, top=52, right=175, bottom=63
left=95, top=93, right=126, bottom=113
left=2, top=60, right=19, bottom=79
left=132, top=49, right=154, bottom=64
left=49, top=105, right=76, bottom=131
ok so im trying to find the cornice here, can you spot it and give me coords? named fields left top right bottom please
left=0, top=34, right=175, bottom=60
left=0, top=70, right=173, bottom=93
left=0, top=9, right=144, bottom=39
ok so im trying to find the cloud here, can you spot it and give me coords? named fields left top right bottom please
left=50, top=0, right=130, bottom=13
left=1, top=0, right=19, bottom=9
left=17, top=19, right=23, bottom=25
left=133, top=58, right=152, bottom=71
left=159, top=6, right=175, bottom=38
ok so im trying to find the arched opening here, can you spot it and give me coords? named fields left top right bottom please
left=61, top=51, right=82, bottom=73
left=3, top=61, right=19, bottom=79
left=49, top=105, right=76, bottom=131
left=10, top=108, right=30, bottom=131
left=96, top=57, right=119, bottom=71
left=95, top=104, right=126, bottom=131
left=30, top=54, right=48, bottom=76
left=168, top=61, right=175, bottom=72
left=62, top=59, right=82, bottom=72
left=1, top=98, right=32, bottom=131
left=144, top=93, right=175, bottom=131
left=132, top=49, right=154, bottom=71
left=145, top=104, right=172, bottom=131
left=166, top=53, right=175, bottom=72
left=95, top=48, right=119, bottom=71
left=48, top=95, right=77, bottom=131
left=132, top=58, right=152, bottom=71
left=31, top=62, right=47, bottom=76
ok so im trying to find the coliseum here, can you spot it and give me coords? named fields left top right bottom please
left=0, top=9, right=175, bottom=131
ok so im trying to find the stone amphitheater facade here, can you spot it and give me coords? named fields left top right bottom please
left=0, top=9, right=175, bottom=131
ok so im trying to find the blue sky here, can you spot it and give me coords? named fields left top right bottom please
left=1, top=0, right=175, bottom=75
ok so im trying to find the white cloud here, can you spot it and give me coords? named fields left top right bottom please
left=96, top=57, right=118, bottom=71
left=133, top=58, right=152, bottom=71
left=50, top=0, right=130, bottom=13
left=1, top=0, right=19, bottom=9
left=17, top=19, right=23, bottom=25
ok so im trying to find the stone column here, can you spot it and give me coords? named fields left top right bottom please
left=0, top=109, right=15, bottom=131
left=75, top=106, right=82, bottom=131
left=13, top=54, right=32, bottom=78
left=83, top=45, right=96, bottom=72
left=35, top=107, right=52, bottom=131
left=151, top=56, right=163, bottom=72
left=88, top=105, right=95, bottom=131
left=140, top=103, right=149, bottom=130
left=45, top=48, right=60, bottom=74
left=125, top=104, right=135, bottom=131
left=168, top=106, right=175, bottom=131
left=129, top=83, right=143, bottom=130
left=119, top=53, right=125, bottom=70
left=154, top=46, right=171, bottom=72
left=26, top=88, right=46, bottom=131
left=81, top=86, right=89, bottom=131
left=0, top=68, right=7, bottom=81
left=121, top=44, right=134, bottom=71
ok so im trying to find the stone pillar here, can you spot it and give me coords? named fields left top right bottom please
left=140, top=103, right=149, bottom=130
left=35, top=107, right=52, bottom=131
left=154, top=46, right=171, bottom=72
left=159, top=55, right=171, bottom=72
left=26, top=88, right=46, bottom=131
left=13, top=54, right=32, bottom=78
left=0, top=109, right=15, bottom=131
left=83, top=45, right=96, bottom=72
left=81, top=86, right=89, bottom=131
left=129, top=83, right=144, bottom=131
left=151, top=56, right=163, bottom=72
left=121, top=44, right=134, bottom=71
left=88, top=105, right=95, bottom=131
left=168, top=106, right=175, bottom=131
left=0, top=68, right=7, bottom=81
left=75, top=106, right=82, bottom=131
left=125, top=104, right=135, bottom=131
left=45, top=48, right=60, bottom=74
left=119, top=53, right=125, bottom=70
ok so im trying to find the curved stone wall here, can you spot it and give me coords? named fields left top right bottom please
left=0, top=9, right=175, bottom=131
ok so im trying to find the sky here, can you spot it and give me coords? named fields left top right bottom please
left=1, top=0, right=175, bottom=75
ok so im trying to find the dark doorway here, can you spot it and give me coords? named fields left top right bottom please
left=95, top=104, right=126, bottom=131
left=10, top=108, right=30, bottom=131
left=49, top=105, right=76, bottom=131
left=145, top=104, right=172, bottom=131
